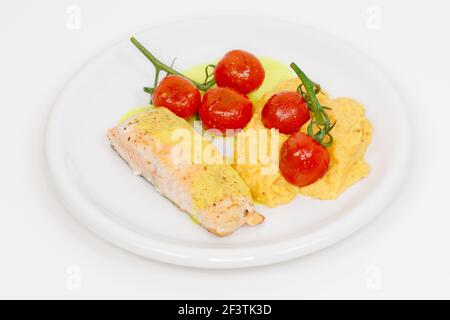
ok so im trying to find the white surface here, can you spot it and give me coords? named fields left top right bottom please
left=1, top=0, right=449, bottom=298
left=46, top=17, right=411, bottom=268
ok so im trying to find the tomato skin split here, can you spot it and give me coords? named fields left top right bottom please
left=214, top=50, right=265, bottom=94
left=280, top=132, right=330, bottom=188
left=198, top=87, right=254, bottom=132
left=262, top=91, right=310, bottom=135
left=153, top=75, right=201, bottom=118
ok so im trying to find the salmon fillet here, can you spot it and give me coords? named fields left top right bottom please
left=107, top=107, right=264, bottom=237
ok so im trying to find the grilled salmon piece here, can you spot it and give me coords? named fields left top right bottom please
left=107, top=107, right=264, bottom=237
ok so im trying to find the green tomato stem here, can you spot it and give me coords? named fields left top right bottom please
left=130, top=37, right=215, bottom=91
left=290, top=62, right=335, bottom=147
left=290, top=63, right=325, bottom=123
left=143, top=87, right=154, bottom=94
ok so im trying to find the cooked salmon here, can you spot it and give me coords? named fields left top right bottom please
left=107, top=107, right=264, bottom=237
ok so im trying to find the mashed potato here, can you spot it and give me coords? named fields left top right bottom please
left=234, top=78, right=373, bottom=207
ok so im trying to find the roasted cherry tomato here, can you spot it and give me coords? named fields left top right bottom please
left=280, top=132, right=330, bottom=187
left=152, top=75, right=201, bottom=118
left=262, top=91, right=310, bottom=134
left=214, top=50, right=265, bottom=94
left=198, top=87, right=253, bottom=132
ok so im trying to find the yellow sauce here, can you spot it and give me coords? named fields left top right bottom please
left=130, top=107, right=251, bottom=210
left=133, top=107, right=194, bottom=145
left=191, top=164, right=251, bottom=209
left=183, top=61, right=217, bottom=84
left=248, top=57, right=294, bottom=103
left=183, top=57, right=294, bottom=104
left=118, top=106, right=151, bottom=124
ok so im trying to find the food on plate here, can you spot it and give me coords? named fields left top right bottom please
left=199, top=87, right=253, bottom=132
left=234, top=78, right=372, bottom=206
left=107, top=37, right=373, bottom=236
left=152, top=75, right=201, bottom=118
left=107, top=107, right=264, bottom=236
left=279, top=132, right=331, bottom=188
left=261, top=91, right=310, bottom=134
left=214, top=50, right=265, bottom=94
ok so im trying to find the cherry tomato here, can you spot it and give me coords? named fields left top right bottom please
left=262, top=91, right=310, bottom=134
left=198, top=87, right=253, bottom=132
left=214, top=50, right=265, bottom=94
left=280, top=132, right=330, bottom=187
left=152, top=75, right=201, bottom=118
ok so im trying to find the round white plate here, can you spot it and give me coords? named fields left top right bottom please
left=46, top=16, right=411, bottom=268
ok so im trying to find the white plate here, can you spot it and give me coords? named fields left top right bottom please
left=46, top=16, right=411, bottom=268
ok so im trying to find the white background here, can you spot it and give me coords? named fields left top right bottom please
left=1, top=0, right=449, bottom=299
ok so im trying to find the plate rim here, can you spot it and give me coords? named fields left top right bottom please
left=45, top=15, right=413, bottom=269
